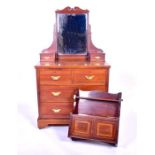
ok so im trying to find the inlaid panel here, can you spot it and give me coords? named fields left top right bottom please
left=71, top=116, right=92, bottom=138
left=93, top=118, right=118, bottom=141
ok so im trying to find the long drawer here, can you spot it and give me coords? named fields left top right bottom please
left=39, top=86, right=75, bottom=102
left=40, top=103, right=73, bottom=118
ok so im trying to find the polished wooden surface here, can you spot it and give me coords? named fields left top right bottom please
left=35, top=7, right=110, bottom=128
left=36, top=64, right=110, bottom=128
left=69, top=114, right=118, bottom=145
left=56, top=6, right=89, bottom=14
left=68, top=91, right=122, bottom=145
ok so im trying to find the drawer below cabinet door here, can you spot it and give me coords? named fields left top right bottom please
left=69, top=115, right=92, bottom=139
left=93, top=118, right=118, bottom=143
left=40, top=104, right=73, bottom=118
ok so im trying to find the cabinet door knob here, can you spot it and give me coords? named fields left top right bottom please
left=50, top=76, right=61, bottom=80
left=51, top=92, right=61, bottom=96
left=85, top=75, right=95, bottom=80
left=52, top=108, right=61, bottom=113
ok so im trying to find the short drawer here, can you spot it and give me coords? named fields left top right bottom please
left=40, top=86, right=75, bottom=102
left=73, top=69, right=107, bottom=84
left=40, top=53, right=55, bottom=62
left=39, top=69, right=71, bottom=85
left=40, top=103, right=73, bottom=118
left=90, top=53, right=105, bottom=62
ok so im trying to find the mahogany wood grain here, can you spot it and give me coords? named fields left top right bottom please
left=68, top=91, right=122, bottom=145
left=40, top=86, right=75, bottom=102
left=40, top=103, right=73, bottom=118
left=68, top=114, right=119, bottom=145
left=35, top=7, right=111, bottom=128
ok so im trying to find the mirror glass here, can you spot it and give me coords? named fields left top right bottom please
left=57, top=13, right=87, bottom=54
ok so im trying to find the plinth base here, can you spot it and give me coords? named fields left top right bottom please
left=37, top=118, right=70, bottom=129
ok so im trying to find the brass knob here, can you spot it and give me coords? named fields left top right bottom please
left=52, top=109, right=61, bottom=113
left=50, top=76, right=61, bottom=80
left=51, top=92, right=61, bottom=96
left=85, top=75, right=95, bottom=80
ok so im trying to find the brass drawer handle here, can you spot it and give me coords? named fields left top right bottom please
left=85, top=75, right=95, bottom=80
left=52, top=108, right=61, bottom=113
left=51, top=76, right=61, bottom=80
left=51, top=92, right=61, bottom=96
left=44, top=56, right=50, bottom=60
left=95, top=56, right=100, bottom=59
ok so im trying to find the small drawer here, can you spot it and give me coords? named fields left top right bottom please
left=40, top=86, right=75, bottom=102
left=40, top=103, right=73, bottom=118
left=90, top=53, right=105, bottom=62
left=40, top=53, right=55, bottom=62
left=73, top=69, right=107, bottom=84
left=39, top=69, right=71, bottom=85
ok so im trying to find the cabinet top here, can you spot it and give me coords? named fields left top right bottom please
left=35, top=62, right=110, bottom=69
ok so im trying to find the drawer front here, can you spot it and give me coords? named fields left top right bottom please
left=40, top=86, right=75, bottom=102
left=69, top=115, right=92, bottom=139
left=90, top=53, right=105, bottom=61
left=93, top=118, right=118, bottom=142
left=73, top=69, right=107, bottom=84
left=40, top=53, right=55, bottom=62
left=40, top=103, right=73, bottom=118
left=39, top=69, right=71, bottom=85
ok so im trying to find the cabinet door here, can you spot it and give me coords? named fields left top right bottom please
left=69, top=115, right=92, bottom=139
left=93, top=118, right=118, bottom=143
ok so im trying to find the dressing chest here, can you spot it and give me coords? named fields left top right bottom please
left=35, top=7, right=110, bottom=128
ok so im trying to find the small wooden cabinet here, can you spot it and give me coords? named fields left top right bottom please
left=69, top=115, right=118, bottom=144
left=35, top=7, right=110, bottom=128
left=68, top=91, right=122, bottom=145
